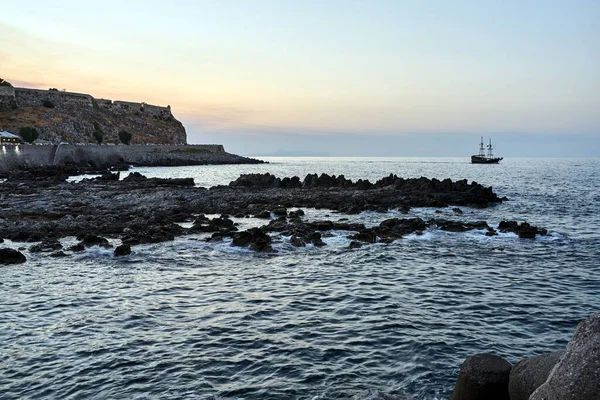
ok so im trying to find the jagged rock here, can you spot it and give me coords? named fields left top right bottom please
left=77, top=233, right=112, bottom=248
left=122, top=224, right=179, bottom=245
left=0, top=248, right=27, bottom=264
left=255, top=210, right=271, bottom=219
left=432, top=219, right=489, bottom=233
left=288, top=209, right=305, bottom=218
left=29, top=238, right=63, bottom=253
left=289, top=236, right=306, bottom=247
left=498, top=221, right=548, bottom=238
left=349, top=229, right=377, bottom=243
left=68, top=243, right=86, bottom=252
left=272, top=207, right=288, bottom=217
left=232, top=228, right=274, bottom=252
left=452, top=207, right=464, bottom=214
left=508, top=350, right=563, bottom=400
left=114, top=244, right=131, bottom=257
left=530, top=313, right=600, bottom=400
left=450, top=353, right=511, bottom=400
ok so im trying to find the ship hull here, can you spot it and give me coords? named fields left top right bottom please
left=471, top=155, right=503, bottom=164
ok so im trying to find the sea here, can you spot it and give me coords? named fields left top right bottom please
left=2, top=157, right=599, bottom=400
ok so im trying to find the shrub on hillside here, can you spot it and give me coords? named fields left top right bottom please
left=19, top=127, right=39, bottom=144
left=42, top=100, right=55, bottom=108
left=92, top=122, right=103, bottom=144
left=0, top=78, right=12, bottom=87
left=118, top=130, right=132, bottom=145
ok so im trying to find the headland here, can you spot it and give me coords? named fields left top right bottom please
left=0, top=86, right=262, bottom=172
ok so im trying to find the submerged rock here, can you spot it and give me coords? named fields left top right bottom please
left=450, top=353, right=511, bottom=400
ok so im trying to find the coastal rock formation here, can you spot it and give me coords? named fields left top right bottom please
left=0, top=171, right=553, bottom=256
left=0, top=248, right=27, bottom=264
left=508, top=351, right=563, bottom=400
left=529, top=313, right=600, bottom=400
left=0, top=87, right=186, bottom=144
left=449, top=353, right=512, bottom=400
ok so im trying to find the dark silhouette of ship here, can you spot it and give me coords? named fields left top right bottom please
left=471, top=137, right=503, bottom=164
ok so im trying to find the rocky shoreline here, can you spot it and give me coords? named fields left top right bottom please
left=0, top=170, right=549, bottom=263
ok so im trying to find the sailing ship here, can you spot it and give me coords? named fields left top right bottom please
left=471, top=137, right=503, bottom=164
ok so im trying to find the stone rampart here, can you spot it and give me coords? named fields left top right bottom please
left=0, top=144, right=232, bottom=172
left=7, top=87, right=172, bottom=118
left=14, top=88, right=94, bottom=108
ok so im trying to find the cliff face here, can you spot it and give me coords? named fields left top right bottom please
left=0, top=87, right=186, bottom=145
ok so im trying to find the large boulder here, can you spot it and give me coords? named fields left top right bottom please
left=508, top=350, right=563, bottom=400
left=0, top=248, right=27, bottom=264
left=529, top=313, right=600, bottom=400
left=450, top=353, right=511, bottom=400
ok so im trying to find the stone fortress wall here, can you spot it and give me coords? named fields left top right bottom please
left=0, top=144, right=229, bottom=173
left=0, top=87, right=173, bottom=118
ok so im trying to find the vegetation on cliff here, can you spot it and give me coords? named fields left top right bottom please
left=18, top=127, right=39, bottom=144
left=0, top=78, right=12, bottom=87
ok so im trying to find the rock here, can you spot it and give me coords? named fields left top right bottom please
left=0, top=248, right=27, bottom=264
left=349, top=229, right=377, bottom=243
left=290, top=236, right=306, bottom=247
left=232, top=228, right=275, bottom=252
left=68, top=243, right=86, bottom=252
left=77, top=233, right=112, bottom=248
left=272, top=207, right=287, bottom=217
left=485, top=228, right=498, bottom=236
left=348, top=241, right=363, bottom=249
left=49, top=251, right=68, bottom=258
left=452, top=207, right=464, bottom=214
left=498, top=221, right=548, bottom=238
left=255, top=210, right=271, bottom=219
left=508, top=350, right=563, bottom=400
left=529, top=313, right=600, bottom=400
left=29, top=238, right=63, bottom=253
left=114, top=244, right=131, bottom=257
left=450, top=353, right=511, bottom=400
left=288, top=209, right=305, bottom=218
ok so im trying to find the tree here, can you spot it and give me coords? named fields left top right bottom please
left=118, top=130, right=132, bottom=145
left=19, top=127, right=39, bottom=144
left=92, top=122, right=103, bottom=144
left=0, top=78, right=13, bottom=87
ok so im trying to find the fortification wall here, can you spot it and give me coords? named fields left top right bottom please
left=8, top=88, right=172, bottom=118
left=14, top=88, right=93, bottom=108
left=0, top=144, right=228, bottom=172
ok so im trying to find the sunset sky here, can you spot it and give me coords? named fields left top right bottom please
left=2, top=1, right=599, bottom=156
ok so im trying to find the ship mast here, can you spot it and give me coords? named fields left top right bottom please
left=479, top=136, right=485, bottom=156
left=487, top=139, right=494, bottom=158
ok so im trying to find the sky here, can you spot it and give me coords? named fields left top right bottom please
left=1, top=1, right=599, bottom=156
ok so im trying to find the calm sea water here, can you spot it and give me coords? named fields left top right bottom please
left=2, top=157, right=599, bottom=399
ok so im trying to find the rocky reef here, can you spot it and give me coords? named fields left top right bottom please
left=0, top=170, right=552, bottom=259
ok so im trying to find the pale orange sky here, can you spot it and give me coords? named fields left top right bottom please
left=2, top=1, right=599, bottom=155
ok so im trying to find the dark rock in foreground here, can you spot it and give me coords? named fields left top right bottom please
left=0, top=248, right=27, bottom=264
left=530, top=313, right=600, bottom=400
left=450, top=353, right=512, bottom=400
left=114, top=244, right=131, bottom=257
left=508, top=350, right=563, bottom=400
